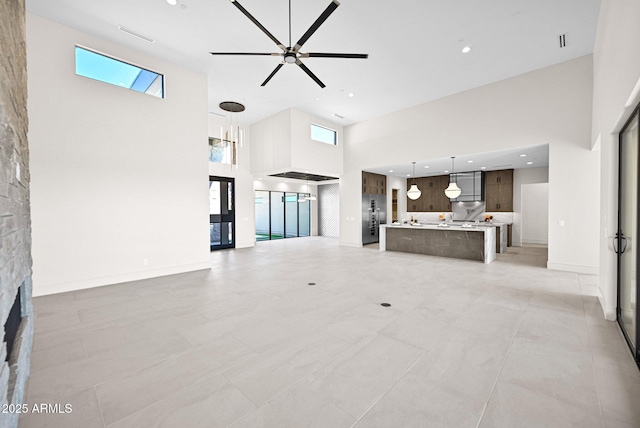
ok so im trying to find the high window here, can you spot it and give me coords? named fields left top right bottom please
left=75, top=46, right=164, bottom=98
left=311, top=123, right=337, bottom=145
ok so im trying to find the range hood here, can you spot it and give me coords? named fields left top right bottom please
left=450, top=171, right=484, bottom=202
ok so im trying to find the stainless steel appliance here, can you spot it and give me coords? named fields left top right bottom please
left=362, top=194, right=387, bottom=244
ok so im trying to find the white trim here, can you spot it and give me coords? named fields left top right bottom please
left=33, top=262, right=211, bottom=296
left=522, top=239, right=549, bottom=245
left=598, top=294, right=617, bottom=321
left=547, top=261, right=599, bottom=275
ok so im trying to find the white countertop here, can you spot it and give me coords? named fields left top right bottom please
left=382, top=223, right=492, bottom=232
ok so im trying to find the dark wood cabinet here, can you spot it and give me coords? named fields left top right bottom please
left=362, top=171, right=387, bottom=195
left=484, top=169, right=513, bottom=212
left=407, top=174, right=451, bottom=212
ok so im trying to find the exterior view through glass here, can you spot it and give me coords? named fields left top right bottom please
left=75, top=46, right=164, bottom=98
left=618, top=105, right=639, bottom=364
left=254, top=191, right=311, bottom=241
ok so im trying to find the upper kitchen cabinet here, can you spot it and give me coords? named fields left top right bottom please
left=407, top=175, right=450, bottom=212
left=484, top=169, right=514, bottom=212
left=363, top=171, right=387, bottom=195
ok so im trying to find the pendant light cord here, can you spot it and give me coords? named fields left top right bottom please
left=288, top=0, right=292, bottom=48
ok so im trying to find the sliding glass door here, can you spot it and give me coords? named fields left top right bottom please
left=209, top=176, right=235, bottom=250
left=254, top=191, right=311, bottom=241
left=618, top=105, right=640, bottom=365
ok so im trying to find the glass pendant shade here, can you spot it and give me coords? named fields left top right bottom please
left=444, top=156, right=461, bottom=199
left=444, top=182, right=462, bottom=199
left=407, top=161, right=421, bottom=200
left=407, top=184, right=421, bottom=200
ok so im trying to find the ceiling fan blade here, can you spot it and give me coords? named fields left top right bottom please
left=261, top=63, right=284, bottom=86
left=302, top=53, right=368, bottom=59
left=295, top=59, right=325, bottom=88
left=230, top=0, right=286, bottom=51
left=210, top=52, right=282, bottom=56
left=293, top=0, right=340, bottom=52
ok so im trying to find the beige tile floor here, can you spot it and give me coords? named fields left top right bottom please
left=20, top=237, right=640, bottom=428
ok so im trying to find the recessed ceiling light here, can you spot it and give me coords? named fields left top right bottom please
left=406, top=174, right=411, bottom=177
left=389, top=170, right=393, bottom=173
left=424, top=165, right=429, bottom=168
left=481, top=166, right=486, bottom=170
left=527, top=161, right=533, bottom=165
left=348, top=93, right=355, bottom=98
left=467, top=160, right=473, bottom=163
left=462, top=46, right=471, bottom=53
left=167, top=0, right=177, bottom=5
left=520, top=154, right=527, bottom=157
left=315, top=97, right=320, bottom=101
left=444, top=170, right=449, bottom=173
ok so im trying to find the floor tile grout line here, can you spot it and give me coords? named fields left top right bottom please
left=349, top=325, right=459, bottom=427
left=93, top=385, right=107, bottom=428
left=475, top=311, right=526, bottom=428
left=579, top=284, right=606, bottom=428
left=349, top=347, right=429, bottom=427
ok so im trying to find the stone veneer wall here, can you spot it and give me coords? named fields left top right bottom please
left=318, top=183, right=340, bottom=238
left=0, top=0, right=34, bottom=426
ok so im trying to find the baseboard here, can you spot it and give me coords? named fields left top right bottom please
left=33, top=261, right=212, bottom=297
left=522, top=239, right=549, bottom=245
left=547, top=261, right=599, bottom=275
left=598, top=294, right=617, bottom=321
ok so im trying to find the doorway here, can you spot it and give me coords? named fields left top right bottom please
left=617, top=104, right=639, bottom=366
left=209, top=176, right=235, bottom=250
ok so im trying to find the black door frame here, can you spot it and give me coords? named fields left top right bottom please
left=209, top=175, right=235, bottom=251
left=616, top=103, right=640, bottom=367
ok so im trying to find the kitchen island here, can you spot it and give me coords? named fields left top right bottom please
left=379, top=223, right=496, bottom=264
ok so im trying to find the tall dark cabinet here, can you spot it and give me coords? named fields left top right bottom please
left=484, top=169, right=514, bottom=212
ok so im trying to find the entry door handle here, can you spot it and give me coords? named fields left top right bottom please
left=614, top=233, right=628, bottom=254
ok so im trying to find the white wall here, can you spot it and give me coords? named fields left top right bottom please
left=592, top=0, right=640, bottom=319
left=343, top=56, right=599, bottom=274
left=249, top=110, right=291, bottom=175
left=208, top=114, right=255, bottom=248
left=290, top=109, right=343, bottom=177
left=513, top=166, right=549, bottom=246
left=521, top=183, right=549, bottom=245
left=250, top=109, right=343, bottom=177
left=27, top=14, right=211, bottom=296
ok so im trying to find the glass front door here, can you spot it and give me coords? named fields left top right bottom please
left=618, top=105, right=639, bottom=364
left=209, top=176, right=235, bottom=250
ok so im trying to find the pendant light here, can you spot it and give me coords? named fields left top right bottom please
left=407, top=162, right=421, bottom=200
left=444, top=156, right=462, bottom=199
left=298, top=178, right=317, bottom=202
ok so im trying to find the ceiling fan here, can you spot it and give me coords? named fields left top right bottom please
left=210, top=0, right=368, bottom=88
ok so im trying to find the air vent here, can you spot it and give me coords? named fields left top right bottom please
left=558, top=33, right=567, bottom=48
left=333, top=113, right=345, bottom=119
left=118, top=25, right=155, bottom=43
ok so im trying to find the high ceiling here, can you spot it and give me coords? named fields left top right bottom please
left=26, top=0, right=601, bottom=127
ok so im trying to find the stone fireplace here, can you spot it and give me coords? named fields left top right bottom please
left=0, top=0, right=34, bottom=427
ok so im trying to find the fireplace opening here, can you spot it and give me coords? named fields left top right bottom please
left=4, top=289, right=22, bottom=362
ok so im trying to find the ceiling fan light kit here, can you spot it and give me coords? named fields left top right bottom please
left=210, top=0, right=368, bottom=88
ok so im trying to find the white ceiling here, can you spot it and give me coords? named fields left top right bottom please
left=26, top=0, right=601, bottom=127
left=366, top=144, right=549, bottom=179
